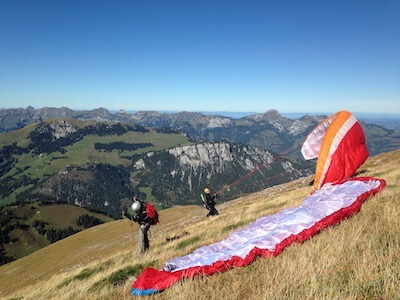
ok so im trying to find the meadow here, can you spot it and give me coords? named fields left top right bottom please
left=0, top=124, right=191, bottom=206
left=2, top=202, right=114, bottom=261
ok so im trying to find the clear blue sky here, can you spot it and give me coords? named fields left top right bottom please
left=0, top=0, right=399, bottom=114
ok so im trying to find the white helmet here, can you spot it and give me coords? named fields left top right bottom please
left=131, top=201, right=141, bottom=212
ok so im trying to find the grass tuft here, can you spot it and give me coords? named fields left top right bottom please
left=58, top=260, right=115, bottom=288
left=90, top=261, right=156, bottom=291
left=221, top=221, right=248, bottom=233
left=259, top=201, right=288, bottom=212
left=175, top=236, right=202, bottom=250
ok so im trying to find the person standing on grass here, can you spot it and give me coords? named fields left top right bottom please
left=201, top=188, right=219, bottom=217
left=122, top=197, right=159, bottom=254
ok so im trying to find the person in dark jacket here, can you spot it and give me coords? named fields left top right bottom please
left=122, top=197, right=151, bottom=254
left=203, top=188, right=219, bottom=217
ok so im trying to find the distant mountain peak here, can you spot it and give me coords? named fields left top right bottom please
left=244, top=109, right=294, bottom=132
left=92, top=107, right=110, bottom=115
left=246, top=109, right=283, bottom=121
left=135, top=110, right=162, bottom=115
left=263, top=109, right=281, bottom=119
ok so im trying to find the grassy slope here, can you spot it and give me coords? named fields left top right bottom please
left=0, top=185, right=33, bottom=207
left=0, top=124, right=191, bottom=205
left=0, top=124, right=35, bottom=149
left=0, top=205, right=204, bottom=297
left=4, top=129, right=190, bottom=180
left=0, top=119, right=89, bottom=149
left=30, top=204, right=114, bottom=230
left=0, top=150, right=399, bottom=299
left=3, top=203, right=114, bottom=260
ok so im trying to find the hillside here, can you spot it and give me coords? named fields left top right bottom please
left=0, top=120, right=313, bottom=212
left=0, top=119, right=191, bottom=208
left=0, top=202, right=114, bottom=265
left=131, top=142, right=313, bottom=206
left=0, top=149, right=398, bottom=300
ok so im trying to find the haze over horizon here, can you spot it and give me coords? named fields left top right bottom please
left=1, top=1, right=399, bottom=113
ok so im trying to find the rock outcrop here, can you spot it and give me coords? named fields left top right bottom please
left=132, top=142, right=312, bottom=206
left=48, top=120, right=78, bottom=139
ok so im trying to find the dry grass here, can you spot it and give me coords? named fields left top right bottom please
left=1, top=150, right=399, bottom=300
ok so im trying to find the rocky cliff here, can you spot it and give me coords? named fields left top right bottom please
left=132, top=142, right=313, bottom=206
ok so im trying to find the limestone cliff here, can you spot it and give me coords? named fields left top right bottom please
left=132, top=142, right=312, bottom=206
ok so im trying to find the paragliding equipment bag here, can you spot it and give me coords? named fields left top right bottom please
left=145, top=203, right=159, bottom=225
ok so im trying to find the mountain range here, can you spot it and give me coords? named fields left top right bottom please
left=1, top=106, right=399, bottom=155
left=0, top=118, right=312, bottom=213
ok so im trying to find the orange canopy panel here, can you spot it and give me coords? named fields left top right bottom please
left=301, top=111, right=368, bottom=190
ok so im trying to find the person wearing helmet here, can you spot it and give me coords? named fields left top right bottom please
left=122, top=197, right=151, bottom=254
left=202, top=188, right=219, bottom=217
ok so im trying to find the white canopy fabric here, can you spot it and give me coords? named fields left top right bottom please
left=165, top=179, right=381, bottom=272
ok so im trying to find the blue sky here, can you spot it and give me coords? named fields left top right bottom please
left=0, top=0, right=399, bottom=114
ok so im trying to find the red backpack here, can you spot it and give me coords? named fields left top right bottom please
left=145, top=203, right=159, bottom=225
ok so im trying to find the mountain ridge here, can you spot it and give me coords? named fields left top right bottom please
left=1, top=106, right=398, bottom=156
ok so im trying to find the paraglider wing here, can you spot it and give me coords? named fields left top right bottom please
left=301, top=111, right=369, bottom=190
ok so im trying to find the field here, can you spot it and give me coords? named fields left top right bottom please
left=3, top=129, right=190, bottom=180
left=0, top=185, right=33, bottom=207
left=0, top=124, right=36, bottom=149
left=0, top=124, right=191, bottom=206
left=32, top=204, right=114, bottom=230
left=2, top=203, right=114, bottom=260
left=0, top=150, right=399, bottom=299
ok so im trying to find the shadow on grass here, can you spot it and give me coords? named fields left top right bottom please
left=89, top=261, right=157, bottom=292
left=58, top=259, right=115, bottom=288
left=222, top=220, right=249, bottom=233
left=175, top=236, right=202, bottom=250
left=259, top=201, right=288, bottom=213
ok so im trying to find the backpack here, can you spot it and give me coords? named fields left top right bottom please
left=145, top=203, right=159, bottom=225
